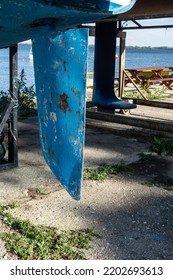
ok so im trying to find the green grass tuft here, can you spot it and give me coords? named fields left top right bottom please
left=0, top=204, right=100, bottom=260
left=138, top=153, right=158, bottom=161
left=123, top=86, right=166, bottom=101
left=150, top=137, right=173, bottom=156
left=83, top=161, right=129, bottom=181
left=145, top=176, right=173, bottom=191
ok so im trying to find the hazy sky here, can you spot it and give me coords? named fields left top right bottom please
left=87, top=18, right=173, bottom=47
left=125, top=18, right=173, bottom=47
left=126, top=29, right=173, bottom=47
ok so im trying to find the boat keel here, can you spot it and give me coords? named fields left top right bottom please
left=32, top=27, right=88, bottom=200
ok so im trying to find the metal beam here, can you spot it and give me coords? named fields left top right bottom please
left=0, top=44, right=18, bottom=169
left=121, top=23, right=173, bottom=30
left=86, top=110, right=173, bottom=133
left=83, top=21, right=173, bottom=36
left=116, top=0, right=173, bottom=21
left=132, top=20, right=142, bottom=28
left=8, top=45, right=18, bottom=165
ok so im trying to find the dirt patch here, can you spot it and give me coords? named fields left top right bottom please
left=0, top=117, right=173, bottom=260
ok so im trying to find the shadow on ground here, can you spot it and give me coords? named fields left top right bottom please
left=78, top=191, right=173, bottom=260
left=0, top=117, right=173, bottom=260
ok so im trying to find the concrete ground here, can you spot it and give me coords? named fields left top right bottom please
left=0, top=105, right=173, bottom=259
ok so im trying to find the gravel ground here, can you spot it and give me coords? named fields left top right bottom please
left=0, top=107, right=173, bottom=260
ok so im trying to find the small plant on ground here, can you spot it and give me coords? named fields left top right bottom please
left=145, top=176, right=173, bottom=191
left=0, top=69, right=37, bottom=118
left=0, top=204, right=99, bottom=260
left=166, top=92, right=173, bottom=99
left=138, top=153, right=158, bottom=161
left=123, top=90, right=141, bottom=99
left=123, top=86, right=165, bottom=100
left=35, top=188, right=46, bottom=194
left=150, top=136, right=173, bottom=156
left=83, top=161, right=129, bottom=181
left=17, top=69, right=37, bottom=118
left=146, top=88, right=165, bottom=100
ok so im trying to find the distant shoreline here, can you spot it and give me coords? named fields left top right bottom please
left=126, top=46, right=173, bottom=50
left=89, top=44, right=173, bottom=50
left=19, top=41, right=173, bottom=50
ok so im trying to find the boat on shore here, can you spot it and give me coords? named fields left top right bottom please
left=0, top=0, right=136, bottom=200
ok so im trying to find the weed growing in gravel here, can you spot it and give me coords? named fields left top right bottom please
left=35, top=188, right=46, bottom=194
left=0, top=204, right=100, bottom=260
left=83, top=161, right=129, bottom=181
left=123, top=86, right=165, bottom=100
left=138, top=153, right=158, bottom=161
left=145, top=176, right=173, bottom=191
left=150, top=137, right=173, bottom=156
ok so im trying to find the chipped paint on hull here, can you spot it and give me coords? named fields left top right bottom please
left=32, top=27, right=88, bottom=200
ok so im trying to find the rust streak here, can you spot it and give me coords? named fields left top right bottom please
left=58, top=93, right=70, bottom=114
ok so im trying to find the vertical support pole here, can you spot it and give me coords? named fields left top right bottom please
left=92, top=21, right=117, bottom=106
left=92, top=22, right=135, bottom=110
left=118, top=31, right=126, bottom=98
left=9, top=44, right=18, bottom=165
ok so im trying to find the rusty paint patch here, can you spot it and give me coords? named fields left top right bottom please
left=58, top=93, right=70, bottom=114
left=50, top=112, right=57, bottom=122
left=59, top=40, right=65, bottom=48
left=52, top=63, right=59, bottom=69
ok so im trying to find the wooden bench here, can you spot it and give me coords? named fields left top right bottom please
left=125, top=67, right=173, bottom=91
left=147, top=77, right=173, bottom=90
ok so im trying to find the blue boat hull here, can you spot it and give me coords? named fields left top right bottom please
left=0, top=1, right=136, bottom=48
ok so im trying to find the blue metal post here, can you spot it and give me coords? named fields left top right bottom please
left=32, top=27, right=88, bottom=200
left=92, top=22, right=136, bottom=110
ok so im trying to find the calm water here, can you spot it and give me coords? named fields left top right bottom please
left=1, top=44, right=173, bottom=92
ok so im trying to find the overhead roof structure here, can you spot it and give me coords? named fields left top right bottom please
left=0, top=1, right=172, bottom=47
left=114, top=0, right=173, bottom=20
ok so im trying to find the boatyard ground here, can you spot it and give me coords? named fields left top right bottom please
left=0, top=103, right=173, bottom=260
